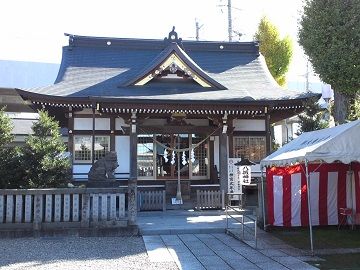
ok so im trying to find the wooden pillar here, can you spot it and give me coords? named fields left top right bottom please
left=128, top=112, right=137, bottom=225
left=265, top=107, right=271, bottom=154
left=110, top=117, right=115, bottom=151
left=219, top=133, right=228, bottom=193
left=219, top=114, right=228, bottom=193
left=228, top=119, right=234, bottom=158
left=68, top=107, right=74, bottom=166
left=209, top=137, right=215, bottom=183
left=91, top=106, right=96, bottom=165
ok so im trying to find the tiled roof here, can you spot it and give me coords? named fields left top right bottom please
left=21, top=34, right=316, bottom=103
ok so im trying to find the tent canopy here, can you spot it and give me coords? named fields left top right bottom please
left=261, top=119, right=360, bottom=167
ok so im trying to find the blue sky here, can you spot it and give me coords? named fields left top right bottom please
left=0, top=0, right=320, bottom=87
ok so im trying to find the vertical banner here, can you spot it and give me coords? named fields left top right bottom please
left=228, top=158, right=242, bottom=198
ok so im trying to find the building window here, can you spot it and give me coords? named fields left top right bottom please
left=94, top=136, right=110, bottom=160
left=191, top=135, right=209, bottom=177
left=137, top=135, right=154, bottom=177
left=74, top=136, right=110, bottom=162
left=233, top=136, right=266, bottom=162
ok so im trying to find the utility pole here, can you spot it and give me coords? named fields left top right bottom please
left=218, top=0, right=241, bottom=41
left=228, top=0, right=232, bottom=41
left=305, top=60, right=309, bottom=91
left=195, top=19, right=203, bottom=41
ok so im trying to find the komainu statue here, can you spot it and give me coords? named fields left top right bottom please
left=88, top=151, right=119, bottom=181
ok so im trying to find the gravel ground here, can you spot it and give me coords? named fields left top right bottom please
left=0, top=236, right=178, bottom=270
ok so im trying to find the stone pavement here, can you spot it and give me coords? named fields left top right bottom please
left=138, top=210, right=318, bottom=270
left=137, top=209, right=253, bottom=235
left=143, top=233, right=317, bottom=270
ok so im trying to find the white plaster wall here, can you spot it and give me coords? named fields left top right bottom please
left=274, top=125, right=283, bottom=146
left=115, top=136, right=130, bottom=176
left=95, top=118, right=110, bottom=130
left=184, top=119, right=209, bottom=126
left=74, top=118, right=110, bottom=130
left=214, top=136, right=219, bottom=170
left=115, top=117, right=129, bottom=129
left=292, top=123, right=300, bottom=139
left=282, top=123, right=295, bottom=145
left=233, top=119, right=265, bottom=131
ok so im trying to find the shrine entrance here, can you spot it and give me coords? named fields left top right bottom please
left=137, top=133, right=210, bottom=180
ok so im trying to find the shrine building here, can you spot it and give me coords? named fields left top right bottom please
left=14, top=28, right=318, bottom=201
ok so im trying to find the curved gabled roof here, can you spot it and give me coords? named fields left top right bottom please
left=123, top=42, right=227, bottom=89
left=17, top=32, right=317, bottom=104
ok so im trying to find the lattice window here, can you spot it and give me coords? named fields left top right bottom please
left=137, top=135, right=154, bottom=177
left=191, top=135, right=208, bottom=177
left=74, top=136, right=92, bottom=162
left=94, top=136, right=110, bottom=161
left=233, top=136, right=266, bottom=162
left=74, top=136, right=110, bottom=162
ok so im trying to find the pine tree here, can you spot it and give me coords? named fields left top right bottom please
left=0, top=107, right=25, bottom=188
left=22, top=110, right=71, bottom=188
left=296, top=97, right=329, bottom=135
left=0, top=107, right=14, bottom=147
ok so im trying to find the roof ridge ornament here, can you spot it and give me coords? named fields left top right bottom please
left=164, top=26, right=182, bottom=45
left=64, top=33, right=75, bottom=47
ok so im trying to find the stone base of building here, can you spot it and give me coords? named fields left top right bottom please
left=0, top=225, right=139, bottom=239
left=86, top=180, right=120, bottom=188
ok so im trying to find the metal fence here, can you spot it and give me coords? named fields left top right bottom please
left=225, top=193, right=257, bottom=248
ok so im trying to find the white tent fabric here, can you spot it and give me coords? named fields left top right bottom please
left=261, top=119, right=360, bottom=167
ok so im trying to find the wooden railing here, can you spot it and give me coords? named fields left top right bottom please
left=196, top=190, right=225, bottom=210
left=138, top=190, right=166, bottom=211
left=0, top=188, right=127, bottom=230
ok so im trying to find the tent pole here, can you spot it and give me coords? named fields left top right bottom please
left=261, top=165, right=266, bottom=230
left=305, top=159, right=314, bottom=255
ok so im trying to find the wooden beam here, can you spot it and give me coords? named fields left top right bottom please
left=138, top=125, right=219, bottom=135
left=232, top=131, right=267, bottom=136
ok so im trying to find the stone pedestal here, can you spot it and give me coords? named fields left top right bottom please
left=128, top=179, right=137, bottom=225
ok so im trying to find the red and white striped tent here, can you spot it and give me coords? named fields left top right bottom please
left=260, top=120, right=360, bottom=252
left=266, top=162, right=360, bottom=227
